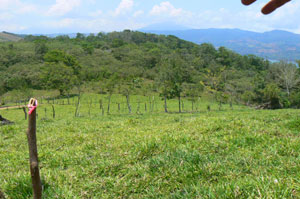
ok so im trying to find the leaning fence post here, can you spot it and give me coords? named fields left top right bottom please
left=26, top=98, right=42, bottom=199
left=52, top=105, right=55, bottom=119
left=22, top=107, right=27, bottom=120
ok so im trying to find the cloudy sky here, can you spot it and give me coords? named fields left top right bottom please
left=0, top=0, right=300, bottom=34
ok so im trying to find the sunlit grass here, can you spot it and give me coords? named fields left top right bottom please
left=1, top=94, right=299, bottom=198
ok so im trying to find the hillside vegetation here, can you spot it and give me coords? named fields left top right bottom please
left=0, top=30, right=300, bottom=110
left=1, top=31, right=300, bottom=198
left=0, top=32, right=23, bottom=42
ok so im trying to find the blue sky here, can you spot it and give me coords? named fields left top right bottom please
left=0, top=0, right=300, bottom=34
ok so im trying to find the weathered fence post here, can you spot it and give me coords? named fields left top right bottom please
left=52, top=105, right=55, bottom=119
left=44, top=108, right=47, bottom=119
left=99, top=99, right=104, bottom=116
left=26, top=98, right=42, bottom=199
left=100, top=99, right=103, bottom=110
left=126, top=95, right=131, bottom=114
left=107, top=96, right=111, bottom=115
left=75, top=97, right=80, bottom=117
left=164, top=96, right=168, bottom=113
left=88, top=100, right=91, bottom=116
left=22, top=107, right=27, bottom=120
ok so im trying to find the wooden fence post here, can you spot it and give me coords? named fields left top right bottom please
left=26, top=98, right=42, bottom=199
left=44, top=108, right=47, bottom=119
left=22, top=107, right=27, bottom=120
left=52, top=105, right=55, bottom=119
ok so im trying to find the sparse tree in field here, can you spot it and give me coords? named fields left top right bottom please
left=104, top=74, right=119, bottom=115
left=272, top=61, right=300, bottom=96
left=158, top=54, right=190, bottom=113
left=119, top=76, right=141, bottom=114
left=224, top=83, right=236, bottom=109
left=203, top=61, right=227, bottom=106
left=157, top=64, right=173, bottom=113
left=182, top=82, right=204, bottom=112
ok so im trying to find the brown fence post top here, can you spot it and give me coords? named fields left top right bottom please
left=28, top=98, right=38, bottom=115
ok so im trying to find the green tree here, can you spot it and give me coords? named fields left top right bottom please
left=42, top=62, right=76, bottom=95
left=159, top=54, right=190, bottom=113
left=263, top=83, right=282, bottom=109
left=34, top=40, right=48, bottom=59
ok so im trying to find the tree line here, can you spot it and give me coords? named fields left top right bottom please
left=0, top=30, right=300, bottom=110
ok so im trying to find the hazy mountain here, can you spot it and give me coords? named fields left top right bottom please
left=32, top=33, right=80, bottom=38
left=141, top=28, right=300, bottom=61
left=140, top=22, right=189, bottom=31
left=0, top=32, right=23, bottom=42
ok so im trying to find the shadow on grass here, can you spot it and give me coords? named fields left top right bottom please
left=3, top=176, right=57, bottom=199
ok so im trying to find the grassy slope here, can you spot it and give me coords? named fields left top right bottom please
left=0, top=94, right=300, bottom=198
left=0, top=32, right=23, bottom=42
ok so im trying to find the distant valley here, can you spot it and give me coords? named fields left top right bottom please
left=141, top=28, right=300, bottom=61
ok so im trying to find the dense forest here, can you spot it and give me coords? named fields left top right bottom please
left=0, top=30, right=300, bottom=109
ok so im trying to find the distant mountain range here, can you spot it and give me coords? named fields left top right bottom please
left=141, top=28, right=300, bottom=61
left=2, top=27, right=300, bottom=61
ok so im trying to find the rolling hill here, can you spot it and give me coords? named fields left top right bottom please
left=0, top=31, right=23, bottom=42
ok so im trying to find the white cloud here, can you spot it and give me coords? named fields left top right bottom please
left=16, top=5, right=37, bottom=14
left=0, top=24, right=27, bottom=32
left=150, top=2, right=184, bottom=17
left=133, top=10, right=144, bottom=18
left=1, top=0, right=300, bottom=34
left=48, top=18, right=76, bottom=28
left=43, top=16, right=145, bottom=33
left=0, top=0, right=36, bottom=14
left=0, top=0, right=19, bottom=10
left=89, top=10, right=103, bottom=17
left=47, top=0, right=81, bottom=16
left=113, top=0, right=134, bottom=16
left=0, top=12, right=14, bottom=20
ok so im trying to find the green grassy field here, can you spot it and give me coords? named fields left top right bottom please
left=1, top=94, right=300, bottom=198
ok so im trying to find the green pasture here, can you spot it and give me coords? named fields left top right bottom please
left=0, top=94, right=300, bottom=198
